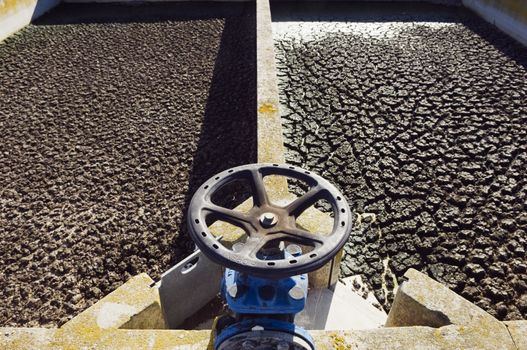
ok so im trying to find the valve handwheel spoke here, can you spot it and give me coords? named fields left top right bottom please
left=188, top=163, right=352, bottom=278
left=286, top=185, right=327, bottom=218
left=238, top=236, right=271, bottom=257
left=249, top=169, right=269, bottom=207
left=275, top=227, right=325, bottom=246
left=202, top=203, right=256, bottom=233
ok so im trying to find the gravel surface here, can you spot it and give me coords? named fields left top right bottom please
left=0, top=3, right=255, bottom=327
left=273, top=2, right=527, bottom=320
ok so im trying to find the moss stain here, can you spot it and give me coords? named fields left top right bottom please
left=330, top=332, right=352, bottom=350
left=258, top=103, right=277, bottom=114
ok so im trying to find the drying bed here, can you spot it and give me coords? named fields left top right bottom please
left=273, top=2, right=527, bottom=320
left=0, top=3, right=256, bottom=327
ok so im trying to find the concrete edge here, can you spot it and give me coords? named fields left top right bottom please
left=0, top=328, right=212, bottom=349
left=2, top=324, right=524, bottom=349
left=313, top=325, right=519, bottom=350
left=387, top=269, right=504, bottom=328
left=386, top=268, right=519, bottom=349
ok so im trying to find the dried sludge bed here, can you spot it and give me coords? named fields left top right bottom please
left=0, top=2, right=256, bottom=327
left=273, top=2, right=527, bottom=321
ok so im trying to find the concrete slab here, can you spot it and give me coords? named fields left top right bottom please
left=297, top=281, right=386, bottom=330
left=1, top=328, right=213, bottom=349
left=63, top=273, right=164, bottom=332
left=387, top=269, right=517, bottom=349
left=387, top=269, right=504, bottom=328
left=1, top=325, right=522, bottom=349
left=313, top=325, right=518, bottom=350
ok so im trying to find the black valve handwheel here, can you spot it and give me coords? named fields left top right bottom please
left=187, top=163, right=352, bottom=278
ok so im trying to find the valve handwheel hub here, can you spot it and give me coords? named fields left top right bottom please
left=187, top=163, right=353, bottom=278
left=259, top=212, right=278, bottom=227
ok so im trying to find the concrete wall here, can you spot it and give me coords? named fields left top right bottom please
left=0, top=0, right=247, bottom=42
left=4, top=0, right=525, bottom=47
left=0, top=0, right=60, bottom=41
left=463, top=0, right=527, bottom=46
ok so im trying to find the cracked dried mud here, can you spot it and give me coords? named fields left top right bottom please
left=273, top=2, right=527, bottom=321
left=0, top=3, right=256, bottom=327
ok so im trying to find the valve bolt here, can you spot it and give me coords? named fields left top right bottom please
left=288, top=285, right=305, bottom=300
left=259, top=212, right=278, bottom=227
left=285, top=244, right=302, bottom=257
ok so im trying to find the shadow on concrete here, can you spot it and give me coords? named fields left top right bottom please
left=463, top=17, right=527, bottom=71
left=22, top=0, right=257, bottom=268
left=170, top=3, right=257, bottom=264
left=271, top=1, right=527, bottom=77
left=270, top=1, right=465, bottom=23
left=33, top=2, right=249, bottom=25
left=31, top=0, right=60, bottom=21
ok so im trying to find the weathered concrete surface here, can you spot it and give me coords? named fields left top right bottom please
left=2, top=324, right=523, bottom=349
left=1, top=328, right=213, bottom=349
left=63, top=273, right=164, bottom=331
left=297, top=279, right=387, bottom=330
left=505, top=321, right=527, bottom=350
left=256, top=0, right=288, bottom=194
left=0, top=2, right=256, bottom=327
left=273, top=1, right=527, bottom=321
left=313, top=325, right=517, bottom=350
left=0, top=270, right=522, bottom=349
left=0, top=0, right=59, bottom=41
left=463, top=0, right=527, bottom=46
left=383, top=269, right=525, bottom=349
left=386, top=269, right=513, bottom=349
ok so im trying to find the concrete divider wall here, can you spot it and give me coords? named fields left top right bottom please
left=0, top=0, right=59, bottom=41
left=463, top=0, right=527, bottom=46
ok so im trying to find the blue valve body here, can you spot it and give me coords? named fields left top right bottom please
left=214, top=318, right=315, bottom=349
left=214, top=248, right=315, bottom=350
left=222, top=268, right=308, bottom=315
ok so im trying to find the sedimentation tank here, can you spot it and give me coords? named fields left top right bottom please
left=0, top=0, right=525, bottom=342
